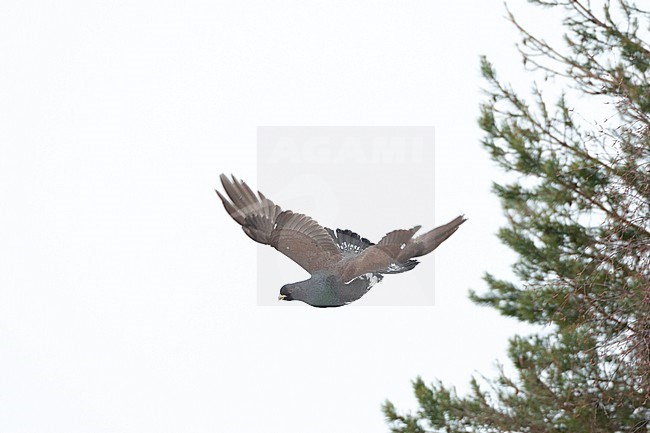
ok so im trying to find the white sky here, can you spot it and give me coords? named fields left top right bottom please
left=0, top=1, right=557, bottom=432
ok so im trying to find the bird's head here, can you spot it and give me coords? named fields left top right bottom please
left=277, top=275, right=348, bottom=307
left=278, top=284, right=295, bottom=302
left=278, top=279, right=318, bottom=304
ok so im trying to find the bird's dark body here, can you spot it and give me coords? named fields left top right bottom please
left=216, top=174, right=466, bottom=307
left=281, top=257, right=384, bottom=308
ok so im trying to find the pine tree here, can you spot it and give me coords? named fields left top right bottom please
left=384, top=1, right=650, bottom=431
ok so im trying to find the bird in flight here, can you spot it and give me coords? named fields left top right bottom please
left=216, top=174, right=466, bottom=307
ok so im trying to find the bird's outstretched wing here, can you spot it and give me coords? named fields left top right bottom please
left=340, top=216, right=466, bottom=282
left=397, top=215, right=466, bottom=261
left=216, top=174, right=342, bottom=273
left=340, top=226, right=421, bottom=283
left=326, top=227, right=419, bottom=275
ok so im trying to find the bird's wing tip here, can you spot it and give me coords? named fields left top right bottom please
left=219, top=173, right=231, bottom=188
left=215, top=189, right=229, bottom=204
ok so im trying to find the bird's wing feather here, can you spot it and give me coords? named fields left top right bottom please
left=325, top=228, right=374, bottom=256
left=396, top=215, right=466, bottom=261
left=216, top=174, right=341, bottom=273
left=340, top=216, right=467, bottom=282
left=340, top=226, right=421, bottom=282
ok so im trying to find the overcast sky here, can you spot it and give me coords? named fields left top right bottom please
left=0, top=1, right=557, bottom=432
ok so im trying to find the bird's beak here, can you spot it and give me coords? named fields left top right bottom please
left=278, top=294, right=287, bottom=301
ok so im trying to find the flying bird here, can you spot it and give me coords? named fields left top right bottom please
left=216, top=174, right=466, bottom=307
